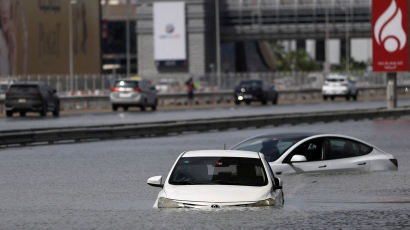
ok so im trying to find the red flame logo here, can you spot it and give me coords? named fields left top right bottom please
left=374, top=0, right=407, bottom=53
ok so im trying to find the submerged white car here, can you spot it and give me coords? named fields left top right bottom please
left=231, top=133, right=398, bottom=175
left=147, top=150, right=284, bottom=208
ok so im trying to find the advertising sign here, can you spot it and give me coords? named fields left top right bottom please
left=373, top=0, right=409, bottom=72
left=153, top=2, right=186, bottom=67
left=0, top=0, right=100, bottom=75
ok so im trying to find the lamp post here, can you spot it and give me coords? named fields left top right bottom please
left=69, top=0, right=77, bottom=92
left=215, top=0, right=221, bottom=89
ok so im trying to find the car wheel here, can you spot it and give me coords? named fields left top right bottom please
left=19, top=111, right=26, bottom=117
left=245, top=100, right=251, bottom=105
left=40, top=103, right=47, bottom=117
left=272, top=97, right=278, bottom=105
left=330, top=96, right=335, bottom=101
left=123, top=106, right=129, bottom=111
left=323, top=95, right=328, bottom=101
left=234, top=100, right=240, bottom=105
left=261, top=99, right=267, bottom=105
left=53, top=103, right=60, bottom=117
left=112, top=104, right=118, bottom=111
left=6, top=111, right=13, bottom=117
left=151, top=99, right=158, bottom=111
left=345, top=94, right=350, bottom=101
left=140, top=105, right=146, bottom=111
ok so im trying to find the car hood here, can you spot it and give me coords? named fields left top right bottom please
left=163, top=184, right=271, bottom=203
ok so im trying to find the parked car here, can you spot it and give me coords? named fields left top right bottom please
left=234, top=80, right=278, bottom=105
left=231, top=133, right=398, bottom=175
left=322, top=74, right=358, bottom=101
left=147, top=150, right=284, bottom=208
left=110, top=79, right=158, bottom=111
left=5, top=82, right=60, bottom=117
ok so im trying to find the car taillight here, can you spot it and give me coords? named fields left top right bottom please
left=111, top=87, right=119, bottom=92
left=390, top=159, right=398, bottom=168
left=133, top=88, right=141, bottom=92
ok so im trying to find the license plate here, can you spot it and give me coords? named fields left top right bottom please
left=18, top=98, right=27, bottom=103
left=120, top=92, right=132, bottom=98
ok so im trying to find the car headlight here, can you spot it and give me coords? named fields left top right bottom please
left=238, top=198, right=276, bottom=207
left=157, top=197, right=183, bottom=208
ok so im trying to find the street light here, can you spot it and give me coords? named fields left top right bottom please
left=69, top=0, right=77, bottom=92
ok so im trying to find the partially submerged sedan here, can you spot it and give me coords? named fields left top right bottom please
left=147, top=150, right=284, bottom=208
left=231, top=133, right=398, bottom=175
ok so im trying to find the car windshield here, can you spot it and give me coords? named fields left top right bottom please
left=326, top=78, right=346, bottom=82
left=168, top=157, right=268, bottom=186
left=8, top=85, right=39, bottom=94
left=232, top=137, right=303, bottom=162
left=114, top=80, right=139, bottom=88
left=239, top=80, right=262, bottom=88
left=0, top=84, right=8, bottom=93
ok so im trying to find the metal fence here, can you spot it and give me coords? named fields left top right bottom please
left=2, top=71, right=410, bottom=95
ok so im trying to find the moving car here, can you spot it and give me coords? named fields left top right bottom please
left=110, top=79, right=158, bottom=111
left=234, top=80, right=278, bottom=105
left=5, top=82, right=60, bottom=117
left=147, top=150, right=284, bottom=208
left=322, top=74, right=358, bottom=101
left=231, top=133, right=398, bottom=175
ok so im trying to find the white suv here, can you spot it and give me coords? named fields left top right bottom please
left=322, top=74, right=357, bottom=101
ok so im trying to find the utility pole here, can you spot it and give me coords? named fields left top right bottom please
left=215, top=0, right=221, bottom=88
left=324, top=0, right=330, bottom=77
left=126, top=0, right=131, bottom=77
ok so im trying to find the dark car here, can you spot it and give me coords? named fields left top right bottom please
left=234, top=80, right=278, bottom=105
left=5, top=82, right=60, bottom=117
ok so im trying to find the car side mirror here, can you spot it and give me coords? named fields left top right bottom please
left=147, top=175, right=163, bottom=188
left=290, top=155, right=307, bottom=163
left=273, top=177, right=283, bottom=190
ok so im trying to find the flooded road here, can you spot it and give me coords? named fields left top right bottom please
left=0, top=117, right=409, bottom=229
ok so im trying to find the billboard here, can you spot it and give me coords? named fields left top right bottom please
left=373, top=0, right=409, bottom=72
left=153, top=2, right=186, bottom=67
left=0, top=0, right=100, bottom=76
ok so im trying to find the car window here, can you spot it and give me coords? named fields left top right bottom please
left=325, top=138, right=373, bottom=160
left=168, top=157, right=268, bottom=186
left=0, top=84, right=8, bottom=93
left=232, top=137, right=301, bottom=162
left=8, top=85, right=39, bottom=94
left=114, top=80, right=139, bottom=88
left=287, top=138, right=323, bottom=162
left=239, top=80, right=262, bottom=88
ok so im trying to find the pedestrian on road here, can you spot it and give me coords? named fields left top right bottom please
left=186, top=77, right=195, bottom=105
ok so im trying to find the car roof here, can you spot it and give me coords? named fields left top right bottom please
left=182, top=150, right=260, bottom=158
left=249, top=132, right=320, bottom=140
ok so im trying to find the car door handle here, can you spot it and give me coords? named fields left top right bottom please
left=275, top=172, right=282, bottom=175
left=358, top=162, right=367, bottom=166
left=318, top=165, right=327, bottom=168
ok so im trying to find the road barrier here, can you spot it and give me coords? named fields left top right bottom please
left=1, top=107, right=409, bottom=148
left=59, top=85, right=410, bottom=110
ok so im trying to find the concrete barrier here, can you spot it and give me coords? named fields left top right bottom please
left=2, top=85, right=409, bottom=112
left=1, top=107, right=409, bottom=148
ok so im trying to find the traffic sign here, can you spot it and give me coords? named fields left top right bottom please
left=373, top=0, right=409, bottom=72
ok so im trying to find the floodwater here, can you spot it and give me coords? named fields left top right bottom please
left=0, top=117, right=409, bottom=229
